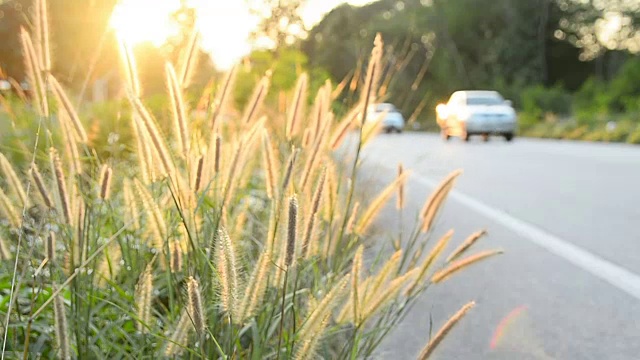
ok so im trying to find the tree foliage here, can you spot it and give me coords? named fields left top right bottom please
left=303, top=0, right=640, bottom=122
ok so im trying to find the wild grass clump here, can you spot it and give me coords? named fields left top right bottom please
left=0, top=3, right=500, bottom=358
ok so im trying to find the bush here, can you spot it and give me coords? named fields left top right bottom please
left=564, top=125, right=590, bottom=140
left=627, top=129, right=640, bottom=144
left=517, top=85, right=572, bottom=130
left=583, top=128, right=607, bottom=142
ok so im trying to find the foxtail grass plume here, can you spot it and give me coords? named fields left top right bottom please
left=286, top=73, right=308, bottom=140
left=122, top=179, right=140, bottom=230
left=214, top=133, right=222, bottom=175
left=210, top=65, right=237, bottom=131
left=420, top=169, right=463, bottom=233
left=359, top=33, right=384, bottom=124
left=49, top=74, right=88, bottom=142
left=0, top=152, right=28, bottom=207
left=166, top=63, right=190, bottom=158
left=134, top=179, right=167, bottom=249
left=261, top=130, right=278, bottom=199
left=46, top=231, right=56, bottom=263
left=293, top=316, right=330, bottom=360
left=192, top=154, right=204, bottom=192
left=118, top=39, right=141, bottom=97
left=58, top=112, right=83, bottom=175
left=135, top=262, right=154, bottom=333
left=98, top=164, right=113, bottom=200
left=295, top=274, right=350, bottom=356
left=20, top=27, right=48, bottom=117
left=406, top=230, right=454, bottom=295
left=345, top=201, right=360, bottom=235
left=170, top=239, right=183, bottom=273
left=302, top=170, right=325, bottom=257
left=35, top=0, right=51, bottom=72
left=397, top=163, right=405, bottom=209
left=222, top=139, right=244, bottom=207
left=302, top=128, right=312, bottom=148
left=409, top=247, right=423, bottom=269
left=74, top=202, right=85, bottom=266
left=281, top=147, right=299, bottom=192
left=355, top=171, right=409, bottom=234
left=186, top=276, right=206, bottom=336
left=362, top=268, right=418, bottom=321
left=50, top=148, right=71, bottom=224
left=7, top=78, right=27, bottom=103
left=238, top=249, right=270, bottom=322
left=432, top=250, right=503, bottom=284
left=285, top=195, right=298, bottom=267
left=216, top=229, right=239, bottom=315
left=131, top=97, right=174, bottom=176
left=299, top=119, right=330, bottom=191
left=331, top=70, right=350, bottom=100
left=447, top=230, right=487, bottom=262
left=330, top=112, right=354, bottom=150
left=417, top=302, right=475, bottom=360
left=131, top=115, right=153, bottom=184
left=351, top=245, right=364, bottom=324
left=360, top=250, right=403, bottom=307
left=311, top=85, right=328, bottom=143
left=241, top=72, right=270, bottom=124
left=53, top=287, right=70, bottom=360
left=0, top=235, right=9, bottom=260
left=177, top=28, right=200, bottom=88
left=165, top=308, right=192, bottom=357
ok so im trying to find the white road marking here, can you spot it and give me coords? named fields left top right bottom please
left=412, top=174, right=640, bottom=301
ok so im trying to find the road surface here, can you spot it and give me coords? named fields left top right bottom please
left=355, top=133, right=640, bottom=359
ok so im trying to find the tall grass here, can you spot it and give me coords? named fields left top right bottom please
left=0, top=3, right=501, bottom=359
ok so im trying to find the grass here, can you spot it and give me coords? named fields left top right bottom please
left=0, top=1, right=501, bottom=358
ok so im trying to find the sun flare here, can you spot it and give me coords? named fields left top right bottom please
left=109, top=0, right=259, bottom=70
left=109, top=0, right=181, bottom=47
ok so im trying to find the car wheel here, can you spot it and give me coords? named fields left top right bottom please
left=441, top=130, right=450, bottom=141
left=385, top=127, right=392, bottom=134
left=395, top=127, right=403, bottom=134
left=463, top=132, right=471, bottom=142
left=505, top=133, right=514, bottom=142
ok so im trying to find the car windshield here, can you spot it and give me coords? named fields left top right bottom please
left=466, top=96, right=504, bottom=106
left=373, top=104, right=396, bottom=112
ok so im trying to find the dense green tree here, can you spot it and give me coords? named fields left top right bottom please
left=302, top=0, right=640, bottom=123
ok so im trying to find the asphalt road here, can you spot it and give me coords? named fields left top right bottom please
left=354, top=133, right=640, bottom=360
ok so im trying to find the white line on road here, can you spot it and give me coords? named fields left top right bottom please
left=412, top=174, right=640, bottom=301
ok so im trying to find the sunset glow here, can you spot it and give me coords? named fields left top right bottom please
left=109, top=0, right=375, bottom=69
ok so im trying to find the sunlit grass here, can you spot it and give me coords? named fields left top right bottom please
left=0, top=1, right=501, bottom=358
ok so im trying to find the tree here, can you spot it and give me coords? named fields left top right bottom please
left=247, top=0, right=307, bottom=49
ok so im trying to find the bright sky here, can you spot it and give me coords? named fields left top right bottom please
left=110, top=0, right=375, bottom=70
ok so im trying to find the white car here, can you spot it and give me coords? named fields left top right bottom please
left=436, top=90, right=517, bottom=141
left=366, top=103, right=405, bottom=133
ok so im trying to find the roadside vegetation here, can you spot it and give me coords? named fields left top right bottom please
left=0, top=1, right=500, bottom=358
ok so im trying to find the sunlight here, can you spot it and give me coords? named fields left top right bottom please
left=108, top=0, right=374, bottom=70
left=110, top=0, right=181, bottom=47
left=109, top=0, right=257, bottom=70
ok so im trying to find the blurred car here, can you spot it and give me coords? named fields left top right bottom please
left=436, top=90, right=517, bottom=141
left=366, top=103, right=405, bottom=133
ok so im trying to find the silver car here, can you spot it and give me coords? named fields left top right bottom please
left=436, top=90, right=517, bottom=141
left=366, top=103, right=405, bottom=133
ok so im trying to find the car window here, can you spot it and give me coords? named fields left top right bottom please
left=466, top=96, right=504, bottom=106
left=375, top=104, right=395, bottom=112
left=448, top=93, right=465, bottom=107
